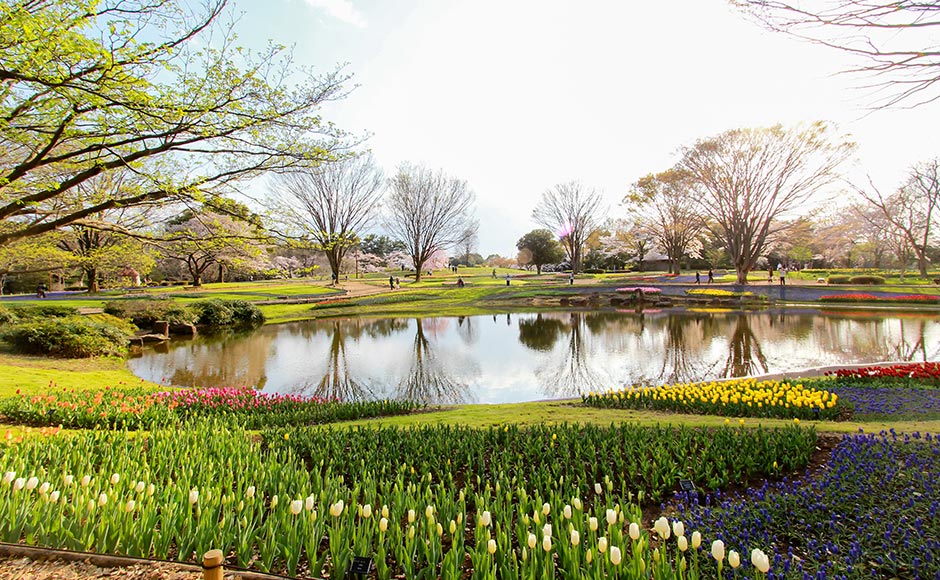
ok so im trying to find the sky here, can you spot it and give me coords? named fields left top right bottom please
left=233, top=0, right=940, bottom=257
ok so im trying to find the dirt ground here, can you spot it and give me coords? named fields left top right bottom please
left=0, top=558, right=207, bottom=580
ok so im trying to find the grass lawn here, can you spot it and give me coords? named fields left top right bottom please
left=0, top=351, right=160, bottom=397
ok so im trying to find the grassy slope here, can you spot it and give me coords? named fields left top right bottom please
left=0, top=352, right=160, bottom=397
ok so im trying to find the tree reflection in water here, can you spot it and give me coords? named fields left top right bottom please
left=722, top=315, right=769, bottom=377
left=397, top=319, right=473, bottom=405
left=534, top=313, right=611, bottom=398
left=294, top=319, right=374, bottom=401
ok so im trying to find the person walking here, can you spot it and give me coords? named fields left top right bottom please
left=506, top=274, right=511, bottom=286
left=779, top=267, right=787, bottom=286
left=707, top=269, right=714, bottom=284
left=569, top=273, right=574, bottom=285
left=389, top=275, right=395, bottom=290
left=695, top=271, right=701, bottom=284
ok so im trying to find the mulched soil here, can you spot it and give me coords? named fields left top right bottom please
left=0, top=558, right=205, bottom=580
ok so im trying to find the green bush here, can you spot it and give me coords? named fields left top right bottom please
left=828, top=275, right=852, bottom=284
left=10, top=304, right=78, bottom=319
left=0, top=305, right=17, bottom=326
left=191, top=299, right=264, bottom=328
left=1, top=314, right=134, bottom=358
left=104, top=299, right=196, bottom=328
left=849, top=275, right=886, bottom=285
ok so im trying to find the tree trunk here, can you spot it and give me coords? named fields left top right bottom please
left=918, top=253, right=929, bottom=277
left=85, top=266, right=99, bottom=293
left=217, top=264, right=225, bottom=283
left=536, top=264, right=542, bottom=275
left=736, top=268, right=749, bottom=284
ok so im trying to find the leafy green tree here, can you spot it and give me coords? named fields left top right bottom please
left=359, top=235, right=407, bottom=258
left=0, top=0, right=347, bottom=248
left=516, top=229, right=565, bottom=274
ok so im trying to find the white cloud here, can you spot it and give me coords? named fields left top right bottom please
left=303, top=0, right=366, bottom=27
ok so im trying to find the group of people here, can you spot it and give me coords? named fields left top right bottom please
left=693, top=270, right=715, bottom=284
left=387, top=276, right=402, bottom=289
left=770, top=263, right=794, bottom=285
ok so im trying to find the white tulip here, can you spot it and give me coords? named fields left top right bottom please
left=38, top=481, right=50, bottom=494
left=13, top=478, right=25, bottom=491
left=305, top=496, right=315, bottom=511
left=691, top=531, right=702, bottom=549
left=542, top=523, right=552, bottom=538
left=245, top=485, right=255, bottom=499
left=606, top=509, right=617, bottom=526
left=80, top=475, right=91, bottom=487
left=479, top=510, right=491, bottom=527
left=573, top=498, right=582, bottom=510
left=711, top=539, right=725, bottom=562
left=379, top=517, right=388, bottom=532
left=188, top=489, right=199, bottom=505
left=629, top=522, right=640, bottom=540
left=589, top=516, right=598, bottom=531
left=381, top=505, right=389, bottom=518
left=426, top=505, right=434, bottom=519
left=729, top=550, right=740, bottom=569
left=87, top=499, right=95, bottom=511
left=610, top=545, right=622, bottom=566
left=63, top=474, right=73, bottom=486
left=135, top=481, right=145, bottom=494
left=678, top=535, right=688, bottom=552
left=125, top=499, right=136, bottom=513
left=408, top=509, right=416, bottom=523
left=542, top=535, right=552, bottom=552
left=290, top=500, right=303, bottom=515
left=563, top=505, right=572, bottom=519
left=25, top=476, right=38, bottom=491
left=542, top=502, right=550, bottom=515
left=362, top=504, right=373, bottom=519
left=598, top=537, right=608, bottom=553
left=2, top=472, right=14, bottom=485
left=436, top=522, right=443, bottom=536
left=49, top=490, right=60, bottom=503
left=570, top=529, right=580, bottom=546
left=672, top=521, right=685, bottom=538
left=98, top=492, right=108, bottom=506
left=147, top=483, right=155, bottom=497
left=487, top=539, right=497, bottom=554
left=751, top=548, right=770, bottom=573
left=654, top=516, right=671, bottom=539
left=330, top=500, right=344, bottom=517
left=270, top=495, right=278, bottom=508
left=110, top=473, right=120, bottom=485
left=528, top=533, right=537, bottom=549
left=594, top=483, right=603, bottom=494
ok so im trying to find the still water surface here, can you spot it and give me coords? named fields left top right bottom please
left=127, top=309, right=940, bottom=404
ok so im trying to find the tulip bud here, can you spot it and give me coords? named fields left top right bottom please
left=188, top=489, right=199, bottom=505
left=87, top=499, right=95, bottom=511
left=542, top=523, right=552, bottom=538
left=479, top=510, right=491, bottom=527
left=81, top=475, right=91, bottom=487
left=379, top=517, right=388, bottom=532
left=13, top=478, right=25, bottom=491
left=381, top=505, right=389, bottom=518
left=563, top=505, right=572, bottom=519
left=729, top=550, right=740, bottom=569
left=672, top=521, right=685, bottom=538
left=361, top=504, right=372, bottom=518
left=589, top=517, right=598, bottom=531
left=290, top=500, right=303, bottom=515
left=135, top=481, right=145, bottom=494
left=522, top=547, right=528, bottom=562
left=50, top=490, right=60, bottom=503
left=610, top=545, right=622, bottom=566
left=305, top=496, right=315, bottom=511
left=98, top=492, right=108, bottom=506
left=598, top=537, right=608, bottom=553
left=573, top=497, right=582, bottom=510
left=629, top=522, right=640, bottom=540
left=270, top=494, right=278, bottom=508
left=26, top=476, right=38, bottom=491
left=38, top=481, right=50, bottom=495
left=594, top=483, right=602, bottom=494
left=527, top=533, right=537, bottom=549
left=63, top=474, right=73, bottom=486
left=426, top=505, right=434, bottom=519
left=678, top=535, right=688, bottom=552
left=449, top=520, right=457, bottom=534
left=487, top=539, right=497, bottom=554
left=110, top=473, right=120, bottom=485
left=691, top=531, right=702, bottom=549
left=245, top=485, right=255, bottom=499
left=408, top=509, right=416, bottom=523
left=125, top=499, right=136, bottom=513
left=147, top=483, right=155, bottom=497
left=1, top=472, right=14, bottom=485
left=407, top=525, right=415, bottom=539
left=542, top=535, right=552, bottom=552
left=711, top=539, right=725, bottom=562
left=585, top=548, right=593, bottom=564
left=570, top=529, right=580, bottom=546
left=542, top=502, right=550, bottom=515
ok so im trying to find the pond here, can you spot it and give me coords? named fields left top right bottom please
left=127, top=308, right=940, bottom=404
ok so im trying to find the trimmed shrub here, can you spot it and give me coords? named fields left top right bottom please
left=827, top=275, right=851, bottom=284
left=10, top=304, right=78, bottom=319
left=191, top=299, right=264, bottom=328
left=849, top=275, right=886, bottom=285
left=0, top=305, right=17, bottom=326
left=1, top=314, right=134, bottom=358
left=104, top=299, right=196, bottom=328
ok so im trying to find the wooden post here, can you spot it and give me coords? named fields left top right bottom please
left=202, top=549, right=224, bottom=580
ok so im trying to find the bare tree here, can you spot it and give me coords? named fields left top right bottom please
left=678, top=122, right=855, bottom=284
left=274, top=154, right=385, bottom=282
left=384, top=164, right=476, bottom=282
left=456, top=219, right=480, bottom=265
left=735, top=1, right=940, bottom=107
left=627, top=170, right=704, bottom=275
left=532, top=182, right=605, bottom=274
left=855, top=158, right=940, bottom=277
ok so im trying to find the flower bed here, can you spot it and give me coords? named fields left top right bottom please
left=673, top=432, right=940, bottom=578
left=614, top=286, right=662, bottom=295
left=819, top=293, right=940, bottom=304
left=0, top=420, right=813, bottom=578
left=685, top=288, right=760, bottom=299
left=582, top=378, right=843, bottom=420
left=0, top=387, right=422, bottom=429
left=826, top=362, right=940, bottom=382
